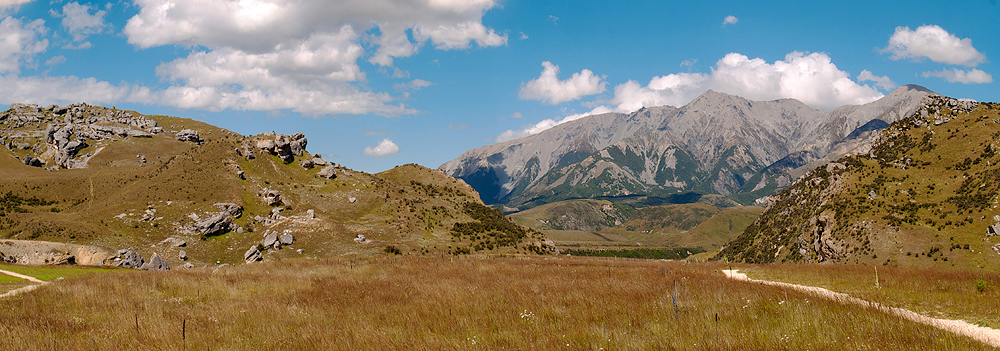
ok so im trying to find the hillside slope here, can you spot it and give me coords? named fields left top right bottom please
left=717, top=95, right=1000, bottom=270
left=0, top=103, right=554, bottom=268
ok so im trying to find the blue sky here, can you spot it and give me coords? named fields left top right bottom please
left=0, top=0, right=996, bottom=173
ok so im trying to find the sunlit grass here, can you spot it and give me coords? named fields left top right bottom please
left=0, top=257, right=992, bottom=350
left=743, top=264, right=1000, bottom=328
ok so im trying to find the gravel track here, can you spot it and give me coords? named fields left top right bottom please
left=0, top=268, right=48, bottom=299
left=722, top=269, right=1000, bottom=348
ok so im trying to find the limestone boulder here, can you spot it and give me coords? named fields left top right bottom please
left=256, top=139, right=276, bottom=153
left=113, top=249, right=144, bottom=269
left=289, top=132, right=307, bottom=156
left=175, top=129, right=201, bottom=143
left=260, top=188, right=282, bottom=206
left=191, top=212, right=233, bottom=237
left=244, top=246, right=262, bottom=263
left=141, top=253, right=170, bottom=271
left=215, top=203, right=243, bottom=218
left=262, top=231, right=278, bottom=248
left=317, top=165, right=337, bottom=179
left=22, top=156, right=43, bottom=167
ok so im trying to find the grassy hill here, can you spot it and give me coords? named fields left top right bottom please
left=718, top=95, right=1000, bottom=270
left=0, top=103, right=553, bottom=267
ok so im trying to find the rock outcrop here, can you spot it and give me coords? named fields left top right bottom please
left=187, top=203, right=243, bottom=237
left=175, top=129, right=201, bottom=143
left=113, top=249, right=144, bottom=269
left=317, top=165, right=337, bottom=179
left=244, top=246, right=261, bottom=263
left=4, top=103, right=164, bottom=170
left=253, top=132, right=308, bottom=163
left=262, top=231, right=278, bottom=248
left=246, top=230, right=295, bottom=263
left=191, top=212, right=233, bottom=237
left=141, top=253, right=170, bottom=270
left=215, top=203, right=243, bottom=218
left=259, top=188, right=282, bottom=206
left=22, top=156, right=43, bottom=167
left=0, top=239, right=114, bottom=265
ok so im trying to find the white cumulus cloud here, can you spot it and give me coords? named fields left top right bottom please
left=496, top=51, right=885, bottom=142
left=856, top=70, right=897, bottom=90
left=393, top=79, right=434, bottom=91
left=0, top=0, right=32, bottom=11
left=518, top=61, right=606, bottom=105
left=363, top=138, right=400, bottom=158
left=922, top=68, right=993, bottom=84
left=495, top=106, right=613, bottom=142
left=51, top=2, right=108, bottom=42
left=44, top=55, right=65, bottom=66
left=723, top=15, right=738, bottom=25
left=884, top=25, right=986, bottom=67
left=611, top=72, right=709, bottom=112
left=0, top=74, right=154, bottom=106
left=120, top=0, right=505, bottom=115
left=124, top=0, right=505, bottom=64
left=0, top=16, right=47, bottom=74
left=709, top=52, right=882, bottom=110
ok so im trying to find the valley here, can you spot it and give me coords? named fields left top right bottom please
left=508, top=197, right=763, bottom=257
left=0, top=1, right=996, bottom=348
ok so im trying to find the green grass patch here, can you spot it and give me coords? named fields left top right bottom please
left=0, top=273, right=24, bottom=284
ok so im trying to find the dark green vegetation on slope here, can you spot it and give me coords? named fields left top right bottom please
left=718, top=95, right=1000, bottom=271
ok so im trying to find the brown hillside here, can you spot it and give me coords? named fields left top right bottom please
left=0, top=103, right=554, bottom=268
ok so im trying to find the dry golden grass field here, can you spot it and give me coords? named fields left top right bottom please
left=0, top=257, right=996, bottom=350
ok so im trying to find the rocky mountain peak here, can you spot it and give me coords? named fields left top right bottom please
left=441, top=86, right=939, bottom=207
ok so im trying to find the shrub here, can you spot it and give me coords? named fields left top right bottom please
left=976, top=278, right=991, bottom=293
left=383, top=245, right=402, bottom=255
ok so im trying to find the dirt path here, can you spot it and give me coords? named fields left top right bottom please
left=722, top=269, right=1000, bottom=348
left=0, top=268, right=48, bottom=299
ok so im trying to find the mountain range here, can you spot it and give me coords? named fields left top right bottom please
left=440, top=85, right=934, bottom=208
